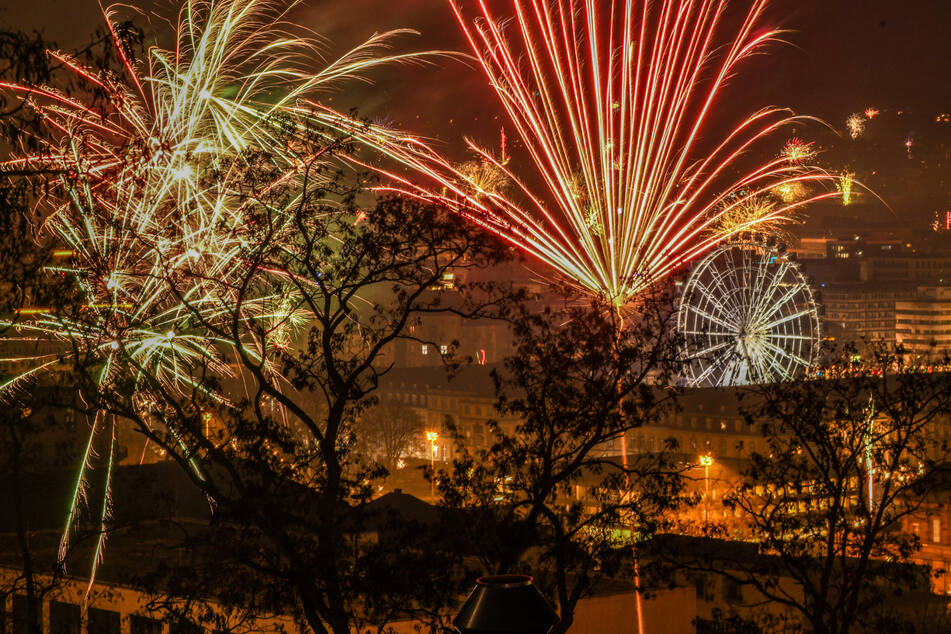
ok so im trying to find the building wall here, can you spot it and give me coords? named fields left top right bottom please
left=0, top=568, right=299, bottom=634
left=863, top=256, right=951, bottom=283
left=820, top=283, right=916, bottom=346
left=896, top=287, right=951, bottom=353
left=904, top=506, right=951, bottom=595
left=390, top=313, right=514, bottom=369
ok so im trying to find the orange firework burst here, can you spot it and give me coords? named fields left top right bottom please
left=772, top=181, right=809, bottom=203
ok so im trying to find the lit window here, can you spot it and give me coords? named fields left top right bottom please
left=421, top=345, right=428, bottom=355
left=934, top=518, right=942, bottom=543
left=440, top=344, right=448, bottom=355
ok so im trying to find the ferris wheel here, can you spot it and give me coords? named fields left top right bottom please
left=677, top=241, right=820, bottom=387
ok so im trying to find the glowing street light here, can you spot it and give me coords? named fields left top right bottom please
left=700, top=455, right=714, bottom=527
left=426, top=431, right=439, bottom=498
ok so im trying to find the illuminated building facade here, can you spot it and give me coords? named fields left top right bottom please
left=820, top=283, right=916, bottom=346
left=896, top=286, right=951, bottom=353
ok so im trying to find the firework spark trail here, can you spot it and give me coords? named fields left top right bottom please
left=1, top=0, right=445, bottom=398
left=847, top=113, right=867, bottom=139
left=324, top=0, right=838, bottom=304
left=1, top=0, right=439, bottom=583
left=838, top=172, right=855, bottom=206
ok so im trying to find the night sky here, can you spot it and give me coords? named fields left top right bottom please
left=5, top=0, right=951, bottom=231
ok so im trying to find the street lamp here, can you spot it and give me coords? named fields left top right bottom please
left=427, top=431, right=439, bottom=498
left=699, top=454, right=713, bottom=526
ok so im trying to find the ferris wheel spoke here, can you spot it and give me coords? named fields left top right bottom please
left=766, top=332, right=813, bottom=341
left=754, top=262, right=786, bottom=318
left=693, top=350, right=733, bottom=386
left=737, top=249, right=765, bottom=324
left=761, top=307, right=814, bottom=331
left=751, top=248, right=771, bottom=292
left=690, top=339, right=734, bottom=360
left=763, top=340, right=809, bottom=368
left=745, top=251, right=769, bottom=321
left=726, top=249, right=749, bottom=315
left=682, top=330, right=734, bottom=338
left=685, top=304, right=738, bottom=332
left=749, top=260, right=790, bottom=325
left=689, top=277, right=734, bottom=319
left=701, top=270, right=744, bottom=317
left=752, top=343, right=783, bottom=382
left=756, top=283, right=808, bottom=330
left=708, top=260, right=742, bottom=314
left=761, top=280, right=807, bottom=318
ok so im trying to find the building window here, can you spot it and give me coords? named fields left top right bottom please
left=88, top=608, right=121, bottom=634
left=934, top=518, right=942, bottom=543
left=130, top=616, right=163, bottom=634
left=694, top=575, right=709, bottom=601
left=421, top=344, right=428, bottom=355
left=440, top=344, right=448, bottom=355
left=13, top=595, right=43, bottom=633
left=49, top=601, right=79, bottom=634
left=724, top=579, right=743, bottom=602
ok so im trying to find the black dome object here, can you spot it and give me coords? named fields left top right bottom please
left=453, top=575, right=559, bottom=634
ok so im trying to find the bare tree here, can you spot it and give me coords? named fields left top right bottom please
left=436, top=287, right=692, bottom=634
left=359, top=400, right=422, bottom=472
left=714, top=343, right=951, bottom=634
left=73, top=133, right=512, bottom=633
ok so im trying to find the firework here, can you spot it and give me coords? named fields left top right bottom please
left=710, top=192, right=797, bottom=241
left=781, top=138, right=816, bottom=164
left=336, top=0, right=835, bottom=304
left=456, top=158, right=510, bottom=197
left=772, top=181, right=808, bottom=204
left=3, top=0, right=430, bottom=388
left=1, top=0, right=434, bottom=588
left=847, top=114, right=866, bottom=139
left=837, top=172, right=855, bottom=206
left=864, top=108, right=880, bottom=120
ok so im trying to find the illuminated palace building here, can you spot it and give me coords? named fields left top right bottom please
left=378, top=362, right=951, bottom=595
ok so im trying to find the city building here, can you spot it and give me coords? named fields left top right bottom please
left=791, top=234, right=906, bottom=262
left=389, top=311, right=514, bottom=369
left=818, top=282, right=916, bottom=347
left=896, top=286, right=951, bottom=353
left=861, top=255, right=951, bottom=284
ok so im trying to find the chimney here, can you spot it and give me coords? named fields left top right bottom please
left=453, top=575, right=558, bottom=634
